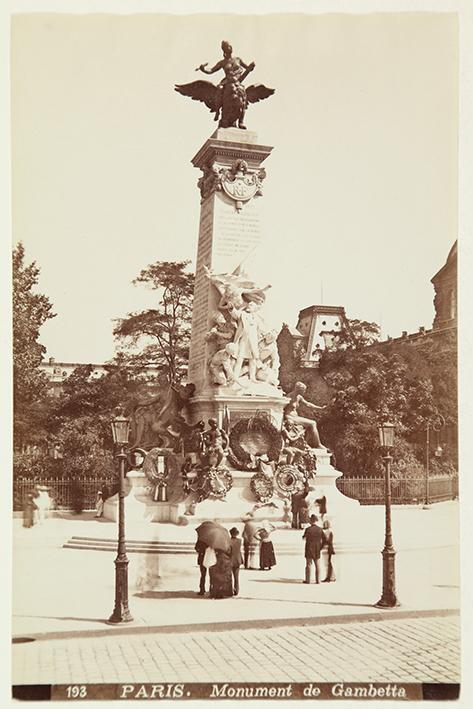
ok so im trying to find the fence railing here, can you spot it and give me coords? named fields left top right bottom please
left=336, top=474, right=459, bottom=505
left=13, top=476, right=118, bottom=512
left=13, top=473, right=459, bottom=511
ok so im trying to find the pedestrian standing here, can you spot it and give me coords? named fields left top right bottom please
left=95, top=491, right=104, bottom=518
left=322, top=519, right=336, bottom=582
left=229, top=527, right=243, bottom=595
left=23, top=491, right=37, bottom=528
left=303, top=514, right=325, bottom=584
left=195, top=538, right=208, bottom=595
left=291, top=490, right=303, bottom=529
left=256, top=521, right=276, bottom=570
left=35, top=485, right=51, bottom=524
left=242, top=513, right=258, bottom=569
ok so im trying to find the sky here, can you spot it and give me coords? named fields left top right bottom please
left=11, top=11, right=458, bottom=363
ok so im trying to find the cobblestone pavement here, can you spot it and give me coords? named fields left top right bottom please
left=12, top=614, right=460, bottom=685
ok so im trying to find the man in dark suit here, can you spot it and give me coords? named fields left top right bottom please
left=229, top=527, right=244, bottom=596
left=195, top=539, right=208, bottom=595
left=302, top=514, right=325, bottom=584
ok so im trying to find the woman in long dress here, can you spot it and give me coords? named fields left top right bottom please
left=322, top=520, right=336, bottom=582
left=256, top=522, right=277, bottom=570
left=209, top=548, right=233, bottom=598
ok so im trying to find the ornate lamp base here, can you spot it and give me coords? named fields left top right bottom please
left=107, top=605, right=134, bottom=624
left=375, top=547, right=400, bottom=609
left=107, top=556, right=133, bottom=624
left=375, top=594, right=400, bottom=609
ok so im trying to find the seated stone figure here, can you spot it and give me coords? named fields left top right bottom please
left=283, top=382, right=326, bottom=449
left=208, top=343, right=238, bottom=386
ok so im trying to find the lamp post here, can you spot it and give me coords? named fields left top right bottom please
left=108, top=407, right=133, bottom=624
left=375, top=421, right=399, bottom=609
left=423, top=414, right=445, bottom=510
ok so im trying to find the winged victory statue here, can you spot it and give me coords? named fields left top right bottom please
left=175, top=41, right=275, bottom=130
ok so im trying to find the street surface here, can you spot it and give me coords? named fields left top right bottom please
left=13, top=615, right=460, bottom=684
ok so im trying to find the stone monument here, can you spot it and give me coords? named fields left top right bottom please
left=102, top=42, right=359, bottom=528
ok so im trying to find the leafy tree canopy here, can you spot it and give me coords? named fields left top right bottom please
left=318, top=320, right=457, bottom=476
left=114, top=260, right=194, bottom=385
left=44, top=363, right=153, bottom=479
left=13, top=243, right=55, bottom=449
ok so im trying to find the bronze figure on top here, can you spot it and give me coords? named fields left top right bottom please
left=175, top=41, right=274, bottom=129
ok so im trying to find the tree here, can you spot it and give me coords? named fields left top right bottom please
left=13, top=243, right=55, bottom=450
left=46, top=363, right=151, bottom=478
left=114, top=261, right=194, bottom=385
left=318, top=320, right=456, bottom=476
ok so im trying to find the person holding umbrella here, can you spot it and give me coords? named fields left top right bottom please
left=195, top=521, right=232, bottom=599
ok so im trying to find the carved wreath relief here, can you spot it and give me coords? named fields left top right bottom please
left=198, top=159, right=266, bottom=210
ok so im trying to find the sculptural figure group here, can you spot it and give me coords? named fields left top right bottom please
left=204, top=265, right=279, bottom=392
left=175, top=41, right=274, bottom=130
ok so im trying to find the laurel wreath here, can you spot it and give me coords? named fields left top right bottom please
left=229, top=412, right=283, bottom=469
left=207, top=467, right=233, bottom=499
left=274, top=464, right=306, bottom=497
left=250, top=472, right=274, bottom=503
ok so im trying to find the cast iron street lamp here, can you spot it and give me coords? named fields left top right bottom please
left=423, top=414, right=446, bottom=510
left=375, top=421, right=399, bottom=609
left=108, top=407, right=133, bottom=624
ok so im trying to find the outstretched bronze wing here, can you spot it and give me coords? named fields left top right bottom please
left=245, top=84, right=275, bottom=104
left=174, top=80, right=218, bottom=112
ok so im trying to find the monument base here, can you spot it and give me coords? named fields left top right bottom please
left=307, top=450, right=360, bottom=516
left=102, top=470, right=183, bottom=525
left=190, top=393, right=288, bottom=430
left=102, top=451, right=359, bottom=533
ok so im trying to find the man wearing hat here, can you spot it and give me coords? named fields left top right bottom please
left=302, top=514, right=325, bottom=584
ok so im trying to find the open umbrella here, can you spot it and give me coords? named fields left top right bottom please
left=196, top=521, right=231, bottom=551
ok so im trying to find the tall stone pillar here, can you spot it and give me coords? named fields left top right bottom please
left=189, top=128, right=271, bottom=389
left=187, top=128, right=285, bottom=428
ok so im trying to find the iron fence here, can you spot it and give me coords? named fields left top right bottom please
left=336, top=474, right=459, bottom=505
left=13, top=472, right=459, bottom=511
left=13, top=476, right=118, bottom=512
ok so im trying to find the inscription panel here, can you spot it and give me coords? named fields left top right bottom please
left=212, top=193, right=261, bottom=273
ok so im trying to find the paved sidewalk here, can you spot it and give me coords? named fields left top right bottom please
left=12, top=614, right=460, bottom=685
left=12, top=503, right=460, bottom=638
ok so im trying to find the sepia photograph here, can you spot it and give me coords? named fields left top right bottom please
left=4, top=0, right=471, bottom=704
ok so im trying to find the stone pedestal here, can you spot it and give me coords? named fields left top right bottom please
left=179, top=469, right=287, bottom=525
left=190, top=393, right=287, bottom=430
left=103, top=470, right=182, bottom=524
